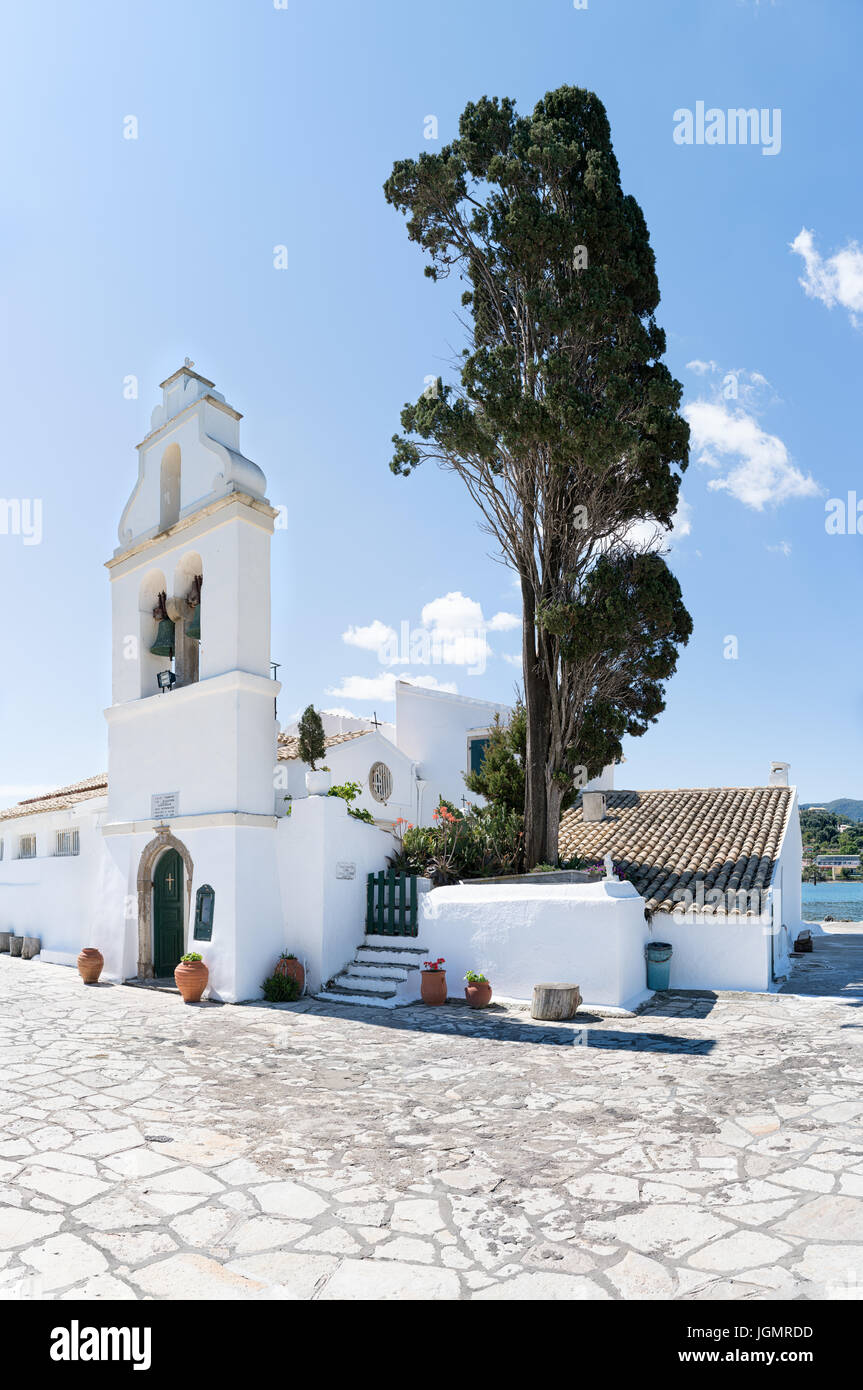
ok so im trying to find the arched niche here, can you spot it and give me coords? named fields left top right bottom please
left=159, top=443, right=181, bottom=532
left=173, top=551, right=203, bottom=688
left=138, top=568, right=167, bottom=697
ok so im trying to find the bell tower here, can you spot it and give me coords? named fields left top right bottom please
left=104, top=365, right=280, bottom=843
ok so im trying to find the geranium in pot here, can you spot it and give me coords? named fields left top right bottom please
left=464, top=969, right=492, bottom=1009
left=421, top=957, right=447, bottom=1005
left=174, top=951, right=209, bottom=1004
left=298, top=705, right=331, bottom=796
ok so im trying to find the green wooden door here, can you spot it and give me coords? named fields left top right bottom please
left=154, top=849, right=184, bottom=977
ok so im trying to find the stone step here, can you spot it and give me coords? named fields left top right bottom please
left=315, top=989, right=405, bottom=1009
left=360, top=936, right=426, bottom=953
left=349, top=961, right=418, bottom=979
left=335, top=972, right=402, bottom=995
left=324, top=980, right=398, bottom=1000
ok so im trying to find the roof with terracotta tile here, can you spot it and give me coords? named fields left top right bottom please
left=558, top=786, right=794, bottom=914
left=276, top=729, right=373, bottom=762
left=0, top=774, right=108, bottom=824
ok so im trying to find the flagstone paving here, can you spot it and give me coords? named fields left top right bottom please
left=2, top=941, right=863, bottom=1301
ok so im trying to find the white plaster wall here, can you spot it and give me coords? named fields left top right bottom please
left=106, top=672, right=279, bottom=823
left=395, top=683, right=511, bottom=820
left=276, top=797, right=394, bottom=994
left=652, top=912, right=771, bottom=992
left=278, top=732, right=416, bottom=826
left=418, top=880, right=650, bottom=1010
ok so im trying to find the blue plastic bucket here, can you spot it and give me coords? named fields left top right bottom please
left=645, top=941, right=673, bottom=991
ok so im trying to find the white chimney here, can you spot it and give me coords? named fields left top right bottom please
left=768, top=761, right=790, bottom=787
left=582, top=790, right=607, bottom=822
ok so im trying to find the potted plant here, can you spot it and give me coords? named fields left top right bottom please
left=77, top=947, right=104, bottom=984
left=464, top=969, right=492, bottom=1009
left=298, top=705, right=330, bottom=795
left=274, top=951, right=304, bottom=993
left=421, top=957, right=447, bottom=1005
left=174, top=951, right=209, bottom=1004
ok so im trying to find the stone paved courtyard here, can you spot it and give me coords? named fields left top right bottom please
left=1, top=935, right=863, bottom=1302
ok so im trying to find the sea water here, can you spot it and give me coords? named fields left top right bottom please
left=802, top=880, right=863, bottom=922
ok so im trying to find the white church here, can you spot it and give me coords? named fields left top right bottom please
left=0, top=366, right=805, bottom=1009
left=0, top=366, right=508, bottom=1002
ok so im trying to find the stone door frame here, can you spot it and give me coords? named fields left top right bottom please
left=136, top=825, right=194, bottom=978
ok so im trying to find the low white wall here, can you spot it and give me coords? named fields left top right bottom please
left=418, top=880, right=651, bottom=1011
left=276, top=796, right=394, bottom=994
left=651, top=912, right=771, bottom=993
left=0, top=808, right=107, bottom=958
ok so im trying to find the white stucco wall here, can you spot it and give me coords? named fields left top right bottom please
left=417, top=880, right=651, bottom=1011
left=649, top=912, right=772, bottom=993
left=0, top=805, right=109, bottom=963
left=279, top=731, right=417, bottom=827
left=395, top=682, right=511, bottom=819
left=275, top=796, right=395, bottom=994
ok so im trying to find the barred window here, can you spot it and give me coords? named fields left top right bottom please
left=368, top=762, right=393, bottom=803
left=18, top=835, right=36, bottom=859
left=55, top=828, right=80, bottom=857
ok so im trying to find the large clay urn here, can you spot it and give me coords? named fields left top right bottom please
left=421, top=969, right=447, bottom=1006
left=275, top=954, right=305, bottom=993
left=77, top=948, right=104, bottom=984
left=465, top=981, right=492, bottom=1009
left=174, top=958, right=209, bottom=1004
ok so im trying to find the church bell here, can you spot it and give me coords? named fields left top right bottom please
left=149, top=618, right=175, bottom=658
left=185, top=605, right=201, bottom=642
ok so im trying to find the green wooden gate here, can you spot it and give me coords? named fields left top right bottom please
left=365, top=870, right=419, bottom=937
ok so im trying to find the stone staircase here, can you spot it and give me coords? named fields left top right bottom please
left=316, top=936, right=427, bottom=1008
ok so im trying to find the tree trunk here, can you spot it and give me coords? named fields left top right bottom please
left=521, top=577, right=550, bottom=869
left=531, top=982, right=582, bottom=1020
left=544, top=776, right=565, bottom=867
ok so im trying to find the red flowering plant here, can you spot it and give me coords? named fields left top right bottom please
left=388, top=797, right=524, bottom=884
left=422, top=958, right=446, bottom=972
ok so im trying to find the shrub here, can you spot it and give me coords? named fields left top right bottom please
left=181, top=952, right=203, bottom=963
left=261, top=974, right=300, bottom=1003
left=297, top=705, right=326, bottom=769
left=328, top=780, right=376, bottom=824
left=394, top=798, right=524, bottom=885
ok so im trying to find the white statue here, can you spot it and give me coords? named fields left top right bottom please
left=603, top=852, right=615, bottom=881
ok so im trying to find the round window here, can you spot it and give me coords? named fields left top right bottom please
left=369, top=762, right=393, bottom=803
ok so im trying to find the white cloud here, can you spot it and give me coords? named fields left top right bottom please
left=502, top=652, right=522, bottom=667
left=488, top=610, right=520, bottom=631
left=766, top=540, right=792, bottom=557
left=327, top=673, right=458, bottom=702
left=342, top=619, right=397, bottom=656
left=684, top=400, right=819, bottom=511
left=685, top=359, right=718, bottom=375
left=617, top=493, right=693, bottom=553
left=791, top=227, right=863, bottom=326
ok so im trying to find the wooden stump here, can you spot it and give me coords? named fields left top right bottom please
left=531, top=982, right=582, bottom=1021
left=22, top=937, right=41, bottom=960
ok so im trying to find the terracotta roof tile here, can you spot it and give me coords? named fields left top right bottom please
left=276, top=729, right=372, bottom=762
left=558, top=786, right=794, bottom=915
left=0, top=774, right=108, bottom=823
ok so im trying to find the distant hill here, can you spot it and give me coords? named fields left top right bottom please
left=801, top=799, right=863, bottom=822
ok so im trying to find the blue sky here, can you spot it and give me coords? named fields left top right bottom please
left=1, top=0, right=861, bottom=807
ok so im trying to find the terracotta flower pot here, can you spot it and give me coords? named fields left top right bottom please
left=275, top=956, right=305, bottom=993
left=174, top=959, right=209, bottom=1004
left=465, top=981, right=492, bottom=1009
left=421, top=970, right=447, bottom=1005
left=77, top=948, right=104, bottom=984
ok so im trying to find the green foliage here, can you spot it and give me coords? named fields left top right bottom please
left=464, top=969, right=488, bottom=984
left=261, top=973, right=300, bottom=1003
left=297, top=705, right=326, bottom=770
left=384, top=85, right=691, bottom=863
left=464, top=703, right=526, bottom=815
left=800, top=808, right=863, bottom=879
left=328, top=779, right=376, bottom=824
left=180, top=952, right=203, bottom=963
left=398, top=798, right=524, bottom=884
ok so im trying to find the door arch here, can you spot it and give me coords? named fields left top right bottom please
left=136, top=827, right=194, bottom=978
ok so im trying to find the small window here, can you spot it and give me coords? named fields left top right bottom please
left=468, top=735, right=491, bottom=775
left=369, top=762, right=393, bottom=803
left=0, top=839, right=3, bottom=861
left=55, top=828, right=80, bottom=857
left=18, top=834, right=36, bottom=859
